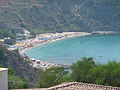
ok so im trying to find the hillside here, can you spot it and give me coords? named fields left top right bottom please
left=0, top=45, right=41, bottom=87
left=0, top=0, right=120, bottom=38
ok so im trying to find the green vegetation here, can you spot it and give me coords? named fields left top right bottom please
left=0, top=65, right=28, bottom=89
left=0, top=0, right=120, bottom=38
left=0, top=45, right=41, bottom=88
left=37, top=67, right=72, bottom=88
left=91, top=61, right=120, bottom=86
left=71, top=57, right=95, bottom=83
left=0, top=48, right=7, bottom=60
left=37, top=58, right=120, bottom=88
left=71, top=58, right=120, bottom=87
left=0, top=29, right=16, bottom=39
left=8, top=75, right=28, bottom=89
left=0, top=44, right=120, bottom=88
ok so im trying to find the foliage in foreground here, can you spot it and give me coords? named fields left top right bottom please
left=71, top=57, right=120, bottom=87
left=0, top=66, right=29, bottom=89
left=1, top=57, right=120, bottom=89
left=8, top=75, right=28, bottom=89
left=37, top=67, right=72, bottom=88
left=37, top=57, right=120, bottom=88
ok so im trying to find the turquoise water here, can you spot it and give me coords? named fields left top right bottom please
left=25, top=35, right=120, bottom=65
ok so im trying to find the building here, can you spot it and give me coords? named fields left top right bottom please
left=11, top=82, right=120, bottom=90
left=0, top=68, right=8, bottom=90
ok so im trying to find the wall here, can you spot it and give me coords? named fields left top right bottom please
left=0, top=68, right=8, bottom=90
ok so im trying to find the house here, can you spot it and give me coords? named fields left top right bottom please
left=11, top=82, right=120, bottom=90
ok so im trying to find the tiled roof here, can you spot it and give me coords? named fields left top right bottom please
left=10, top=88, right=47, bottom=90
left=48, top=82, right=120, bottom=90
left=10, top=82, right=120, bottom=90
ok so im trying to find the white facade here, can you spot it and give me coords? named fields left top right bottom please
left=0, top=68, right=8, bottom=90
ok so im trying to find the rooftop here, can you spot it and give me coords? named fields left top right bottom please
left=11, top=82, right=120, bottom=90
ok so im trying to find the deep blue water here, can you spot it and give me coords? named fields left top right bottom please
left=25, top=35, right=120, bottom=65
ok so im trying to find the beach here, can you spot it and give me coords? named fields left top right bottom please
left=8, top=32, right=91, bottom=70
left=9, top=32, right=91, bottom=54
left=26, top=58, right=70, bottom=70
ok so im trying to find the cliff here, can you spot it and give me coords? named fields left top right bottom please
left=0, top=45, right=41, bottom=87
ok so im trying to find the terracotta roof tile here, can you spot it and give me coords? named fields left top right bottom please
left=10, top=82, right=120, bottom=90
left=48, top=82, right=120, bottom=90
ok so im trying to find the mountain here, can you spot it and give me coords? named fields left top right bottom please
left=0, top=45, right=41, bottom=87
left=0, top=0, right=120, bottom=38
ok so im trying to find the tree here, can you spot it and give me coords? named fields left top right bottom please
left=91, top=61, right=120, bottom=87
left=71, top=58, right=120, bottom=87
left=37, top=67, right=71, bottom=88
left=105, top=61, right=120, bottom=87
left=71, top=57, right=95, bottom=83
left=0, top=48, right=7, bottom=64
left=90, top=64, right=106, bottom=85
left=0, top=65, right=29, bottom=89
left=8, top=75, right=28, bottom=89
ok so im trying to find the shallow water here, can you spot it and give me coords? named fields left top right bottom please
left=25, top=34, right=120, bottom=65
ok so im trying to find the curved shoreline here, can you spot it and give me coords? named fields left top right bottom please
left=8, top=31, right=120, bottom=70
left=19, top=32, right=91, bottom=54
left=14, top=32, right=91, bottom=70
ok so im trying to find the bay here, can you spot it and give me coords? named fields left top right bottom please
left=25, top=34, right=120, bottom=65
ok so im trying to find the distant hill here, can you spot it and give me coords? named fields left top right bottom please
left=0, top=0, right=120, bottom=38
left=0, top=45, right=41, bottom=87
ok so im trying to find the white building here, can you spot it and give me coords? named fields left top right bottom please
left=23, top=29, right=30, bottom=37
left=0, top=68, right=8, bottom=90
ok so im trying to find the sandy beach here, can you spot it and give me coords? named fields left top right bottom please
left=17, top=32, right=91, bottom=54
left=8, top=32, right=91, bottom=70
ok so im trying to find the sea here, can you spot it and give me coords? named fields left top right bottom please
left=25, top=34, right=120, bottom=65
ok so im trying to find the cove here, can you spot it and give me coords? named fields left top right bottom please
left=25, top=34, right=120, bottom=65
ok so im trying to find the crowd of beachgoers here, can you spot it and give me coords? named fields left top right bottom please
left=8, top=32, right=91, bottom=70
left=8, top=32, right=91, bottom=53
